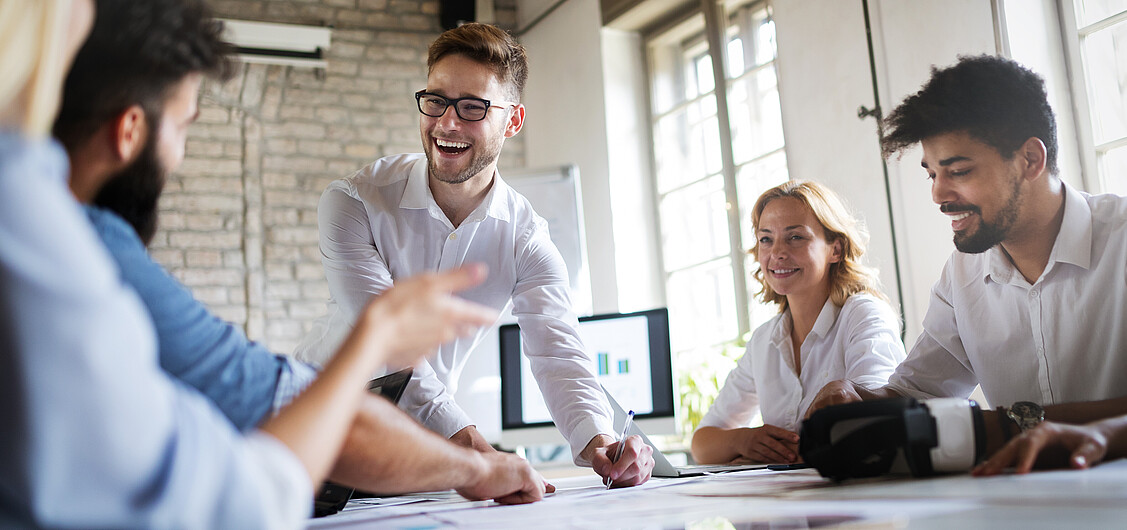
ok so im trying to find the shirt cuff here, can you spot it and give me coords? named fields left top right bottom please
left=244, top=430, right=313, bottom=527
left=568, top=414, right=615, bottom=466
left=271, top=357, right=319, bottom=416
left=420, top=399, right=476, bottom=439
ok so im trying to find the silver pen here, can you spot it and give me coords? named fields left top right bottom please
left=605, top=410, right=635, bottom=489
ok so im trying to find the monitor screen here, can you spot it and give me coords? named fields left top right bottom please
left=499, top=308, right=675, bottom=443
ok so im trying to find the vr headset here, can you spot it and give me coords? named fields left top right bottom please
left=800, top=397, right=986, bottom=481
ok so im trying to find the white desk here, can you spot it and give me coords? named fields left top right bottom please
left=309, top=459, right=1127, bottom=528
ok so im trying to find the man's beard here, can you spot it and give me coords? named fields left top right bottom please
left=92, top=134, right=167, bottom=247
left=947, top=174, right=1023, bottom=254
left=425, top=135, right=502, bottom=185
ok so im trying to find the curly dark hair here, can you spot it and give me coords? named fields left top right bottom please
left=52, top=0, right=234, bottom=149
left=52, top=0, right=234, bottom=244
left=881, top=55, right=1058, bottom=175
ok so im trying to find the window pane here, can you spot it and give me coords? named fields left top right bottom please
left=1074, top=0, right=1127, bottom=28
left=694, top=53, right=715, bottom=96
left=729, top=66, right=785, bottom=164
left=1098, top=144, right=1127, bottom=195
left=755, top=17, right=777, bottom=66
left=1079, top=20, right=1127, bottom=145
left=659, top=175, right=730, bottom=270
left=653, top=96, right=722, bottom=192
left=666, top=258, right=738, bottom=352
left=727, top=37, right=745, bottom=74
left=648, top=14, right=708, bottom=116
left=735, top=150, right=790, bottom=247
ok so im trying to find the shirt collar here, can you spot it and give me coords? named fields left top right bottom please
left=808, top=298, right=840, bottom=340
left=399, top=157, right=511, bottom=224
left=769, top=298, right=840, bottom=348
left=981, top=182, right=1092, bottom=285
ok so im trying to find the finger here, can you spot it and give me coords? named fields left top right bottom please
left=1072, top=440, right=1102, bottom=469
left=756, top=436, right=797, bottom=462
left=1013, top=437, right=1042, bottom=474
left=761, top=424, right=800, bottom=442
left=749, top=442, right=791, bottom=464
left=544, top=479, right=556, bottom=494
left=972, top=443, right=1015, bottom=477
left=431, top=263, right=489, bottom=293
left=610, top=444, right=654, bottom=487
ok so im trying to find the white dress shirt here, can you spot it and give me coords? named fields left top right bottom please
left=0, top=132, right=309, bottom=528
left=295, top=153, right=613, bottom=458
left=698, top=294, right=905, bottom=433
left=888, top=184, right=1127, bottom=407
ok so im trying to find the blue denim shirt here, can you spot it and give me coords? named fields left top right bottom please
left=0, top=131, right=310, bottom=527
left=84, top=205, right=317, bottom=430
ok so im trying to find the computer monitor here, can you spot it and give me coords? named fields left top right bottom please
left=498, top=308, right=677, bottom=447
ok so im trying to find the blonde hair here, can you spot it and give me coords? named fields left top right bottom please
left=749, top=180, right=889, bottom=311
left=0, top=0, right=72, bottom=137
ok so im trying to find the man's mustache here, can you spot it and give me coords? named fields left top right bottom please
left=939, top=203, right=979, bottom=214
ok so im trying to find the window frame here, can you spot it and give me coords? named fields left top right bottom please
left=1057, top=0, right=1127, bottom=193
left=643, top=0, right=785, bottom=354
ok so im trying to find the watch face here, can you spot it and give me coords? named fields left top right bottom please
left=1012, top=401, right=1044, bottom=418
left=1010, top=401, right=1045, bottom=431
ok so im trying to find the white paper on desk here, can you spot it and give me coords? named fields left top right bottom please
left=344, top=497, right=430, bottom=509
left=548, top=476, right=699, bottom=499
left=423, top=490, right=974, bottom=529
left=669, top=468, right=834, bottom=497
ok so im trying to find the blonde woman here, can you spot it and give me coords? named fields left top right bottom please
left=691, top=180, right=906, bottom=465
left=0, top=1, right=525, bottom=527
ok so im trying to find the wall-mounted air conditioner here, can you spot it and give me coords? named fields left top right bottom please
left=220, top=19, right=331, bottom=69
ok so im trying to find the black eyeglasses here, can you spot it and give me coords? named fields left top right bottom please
left=415, top=90, right=515, bottom=122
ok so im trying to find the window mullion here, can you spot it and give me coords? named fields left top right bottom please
left=700, top=0, right=749, bottom=337
left=1057, top=0, right=1101, bottom=192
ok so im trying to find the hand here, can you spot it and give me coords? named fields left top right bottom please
left=449, top=425, right=498, bottom=453
left=972, top=421, right=1109, bottom=476
left=358, top=264, right=497, bottom=367
left=587, top=434, right=654, bottom=488
left=804, top=380, right=864, bottom=419
left=735, top=425, right=799, bottom=463
left=456, top=451, right=553, bottom=504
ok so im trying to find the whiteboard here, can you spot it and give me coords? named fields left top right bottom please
left=502, top=164, right=591, bottom=314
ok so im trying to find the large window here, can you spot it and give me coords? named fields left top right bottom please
left=646, top=0, right=788, bottom=362
left=1063, top=0, right=1127, bottom=194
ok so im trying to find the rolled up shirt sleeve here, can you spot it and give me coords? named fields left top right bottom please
left=886, top=267, right=978, bottom=400
left=512, top=220, right=615, bottom=461
left=841, top=296, right=907, bottom=391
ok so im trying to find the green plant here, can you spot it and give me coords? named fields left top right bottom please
left=675, top=332, right=750, bottom=438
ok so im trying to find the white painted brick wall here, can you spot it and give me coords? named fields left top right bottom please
left=150, top=0, right=525, bottom=354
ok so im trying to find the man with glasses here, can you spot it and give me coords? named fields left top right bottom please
left=296, top=23, right=654, bottom=487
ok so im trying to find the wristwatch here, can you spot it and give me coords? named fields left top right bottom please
left=1006, top=401, right=1045, bottom=433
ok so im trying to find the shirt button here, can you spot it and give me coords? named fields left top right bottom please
left=449, top=233, right=457, bottom=240
left=1031, top=290, right=1039, bottom=298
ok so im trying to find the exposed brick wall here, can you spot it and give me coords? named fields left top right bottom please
left=151, top=0, right=523, bottom=354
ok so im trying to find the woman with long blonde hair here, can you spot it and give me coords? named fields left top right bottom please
left=691, top=180, right=906, bottom=464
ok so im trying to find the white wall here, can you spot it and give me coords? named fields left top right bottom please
left=774, top=0, right=998, bottom=344
left=519, top=0, right=622, bottom=314
left=601, top=27, right=665, bottom=313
